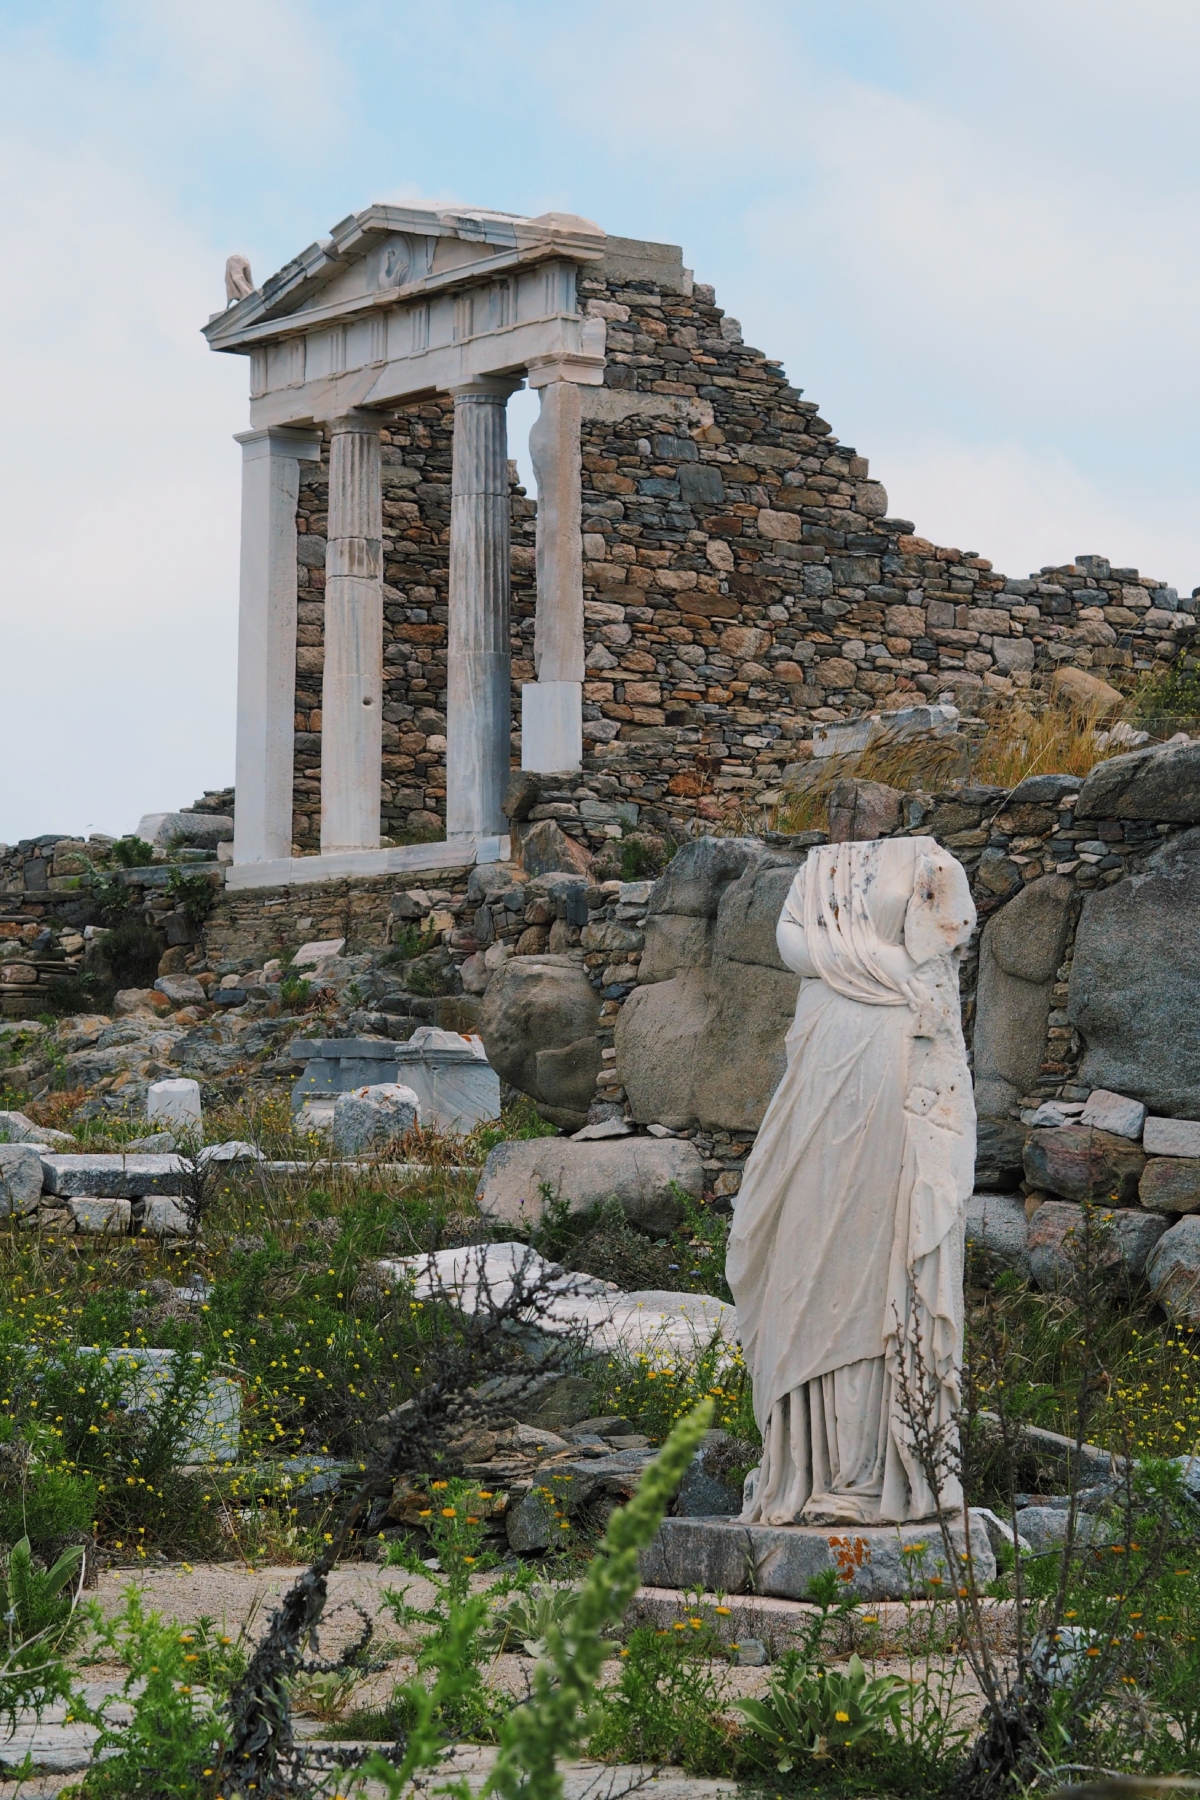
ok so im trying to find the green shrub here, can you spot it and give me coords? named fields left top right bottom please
left=108, top=836, right=155, bottom=870
left=737, top=1650, right=909, bottom=1771
left=165, top=867, right=217, bottom=929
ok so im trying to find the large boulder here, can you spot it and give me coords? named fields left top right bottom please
left=475, top=1137, right=703, bottom=1235
left=332, top=1084, right=420, bottom=1156
left=617, top=849, right=803, bottom=1132
left=1146, top=1216, right=1200, bottom=1325
left=972, top=876, right=1075, bottom=1118
left=1068, top=827, right=1200, bottom=1117
left=0, top=1145, right=43, bottom=1218
left=645, top=837, right=760, bottom=920
left=1023, top=1125, right=1146, bottom=1204
left=1140, top=1157, right=1200, bottom=1214
left=964, top=1191, right=1029, bottom=1273
left=477, top=954, right=601, bottom=1131
left=1077, top=740, right=1200, bottom=824
left=1027, top=1199, right=1170, bottom=1297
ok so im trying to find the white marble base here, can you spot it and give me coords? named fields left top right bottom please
left=225, top=833, right=510, bottom=891
left=522, top=680, right=582, bottom=773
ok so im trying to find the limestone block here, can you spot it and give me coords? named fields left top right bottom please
left=393, top=1034, right=501, bottom=1134
left=1022, top=1126, right=1145, bottom=1204
left=154, top=976, right=206, bottom=1007
left=292, top=938, right=346, bottom=968
left=0, top=1145, right=44, bottom=1218
left=972, top=875, right=1075, bottom=1117
left=1079, top=1089, right=1146, bottom=1140
left=196, top=1140, right=265, bottom=1166
left=1069, top=828, right=1200, bottom=1117
left=1077, top=739, right=1200, bottom=824
left=1143, top=1116, right=1200, bottom=1158
left=1051, top=666, right=1124, bottom=719
left=1147, top=1217, right=1200, bottom=1325
left=478, top=954, right=601, bottom=1128
left=1139, top=1157, right=1200, bottom=1214
left=645, top=836, right=760, bottom=919
left=1026, top=1200, right=1168, bottom=1295
left=68, top=1197, right=133, bottom=1235
left=974, top=1118, right=1030, bottom=1192
left=475, top=1138, right=701, bottom=1235
left=827, top=779, right=903, bottom=842
left=640, top=1514, right=995, bottom=1601
left=637, top=915, right=713, bottom=984
left=331, top=1083, right=420, bottom=1156
left=40, top=1154, right=186, bottom=1197
left=140, top=1196, right=189, bottom=1237
left=147, top=1078, right=202, bottom=1129
left=964, top=1192, right=1030, bottom=1273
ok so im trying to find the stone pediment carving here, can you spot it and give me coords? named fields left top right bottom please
left=204, top=203, right=609, bottom=424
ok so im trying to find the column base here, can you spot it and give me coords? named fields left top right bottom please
left=521, top=681, right=582, bottom=773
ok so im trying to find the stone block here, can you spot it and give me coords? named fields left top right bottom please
left=40, top=1154, right=186, bottom=1197
left=1077, top=739, right=1200, bottom=823
left=0, top=1110, right=75, bottom=1147
left=517, top=819, right=593, bottom=880
left=646, top=836, right=760, bottom=919
left=140, top=1196, right=189, bottom=1237
left=991, top=638, right=1034, bottom=674
left=478, top=955, right=601, bottom=1129
left=974, top=1118, right=1029, bottom=1192
left=1022, top=1126, right=1145, bottom=1204
left=137, top=810, right=233, bottom=849
left=1007, top=774, right=1082, bottom=806
left=68, top=1197, right=133, bottom=1235
left=712, top=856, right=803, bottom=970
left=827, top=779, right=904, bottom=842
left=0, top=1145, right=44, bottom=1218
left=393, top=1033, right=501, bottom=1134
left=1143, top=1116, right=1200, bottom=1158
left=639, top=1514, right=995, bottom=1601
left=964, top=1192, right=1029, bottom=1273
left=1070, top=829, right=1200, bottom=1118
left=147, top=1078, right=202, bottom=1129
left=1026, top=1200, right=1169, bottom=1295
left=1146, top=1216, right=1200, bottom=1325
left=637, top=914, right=713, bottom=984
left=1140, top=1157, right=1200, bottom=1214
left=292, top=938, right=345, bottom=968
left=1051, top=666, right=1124, bottom=719
left=475, top=1138, right=702, bottom=1235
left=154, top=975, right=206, bottom=1007
left=973, top=876, right=1075, bottom=1118
left=1079, top=1090, right=1146, bottom=1140
left=1016, top=1506, right=1100, bottom=1554
left=331, top=1084, right=420, bottom=1156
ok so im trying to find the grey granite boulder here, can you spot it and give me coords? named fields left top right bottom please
left=1069, top=828, right=1200, bottom=1118
left=39, top=1153, right=186, bottom=1197
left=1077, top=739, right=1200, bottom=823
left=1023, top=1125, right=1146, bottom=1204
left=0, top=1145, right=44, bottom=1217
left=645, top=836, right=760, bottom=919
left=478, top=955, right=601, bottom=1131
left=331, top=1084, right=419, bottom=1156
left=1140, top=1158, right=1200, bottom=1214
left=1026, top=1200, right=1169, bottom=1296
left=973, top=875, right=1075, bottom=1118
left=1146, top=1216, right=1200, bottom=1325
left=475, top=1137, right=702, bottom=1235
left=974, top=1118, right=1030, bottom=1192
left=0, top=1109, right=75, bottom=1147
left=965, top=1192, right=1030, bottom=1273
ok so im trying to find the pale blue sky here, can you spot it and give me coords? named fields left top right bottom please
left=4, top=0, right=1200, bottom=840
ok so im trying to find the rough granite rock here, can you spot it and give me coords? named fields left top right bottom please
left=1023, top=1125, right=1146, bottom=1204
left=1143, top=1117, right=1200, bottom=1158
left=478, top=955, right=601, bottom=1129
left=637, top=914, right=714, bottom=984
left=964, top=1191, right=1030, bottom=1272
left=645, top=837, right=760, bottom=919
left=39, top=1153, right=186, bottom=1198
left=1026, top=1199, right=1169, bottom=1296
left=974, top=1117, right=1030, bottom=1192
left=1069, top=827, right=1200, bottom=1117
left=1139, top=1158, right=1200, bottom=1215
left=1147, top=1217, right=1200, bottom=1325
left=331, top=1084, right=420, bottom=1156
left=973, top=876, right=1075, bottom=1118
left=0, top=1145, right=44, bottom=1217
left=826, top=778, right=904, bottom=843
left=68, top=1197, right=133, bottom=1235
left=1079, top=1089, right=1147, bottom=1140
left=1077, top=739, right=1200, bottom=824
left=516, top=819, right=593, bottom=880
left=475, top=1137, right=702, bottom=1235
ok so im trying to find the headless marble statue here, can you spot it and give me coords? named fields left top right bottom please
left=726, top=836, right=976, bottom=1527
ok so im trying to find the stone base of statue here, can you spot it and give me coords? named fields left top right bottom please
left=639, top=1513, right=996, bottom=1602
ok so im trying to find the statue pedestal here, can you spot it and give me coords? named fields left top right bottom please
left=639, top=1513, right=995, bottom=1602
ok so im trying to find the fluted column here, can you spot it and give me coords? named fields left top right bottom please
left=446, top=380, right=516, bottom=838
left=232, top=425, right=321, bottom=864
left=523, top=362, right=585, bottom=772
left=321, top=411, right=382, bottom=853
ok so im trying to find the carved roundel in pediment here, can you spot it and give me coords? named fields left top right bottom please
left=374, top=233, right=435, bottom=291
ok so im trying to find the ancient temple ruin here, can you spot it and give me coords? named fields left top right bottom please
left=206, top=202, right=1193, bottom=889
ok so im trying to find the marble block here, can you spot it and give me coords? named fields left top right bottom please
left=639, top=1513, right=995, bottom=1601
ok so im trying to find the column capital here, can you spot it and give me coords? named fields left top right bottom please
left=328, top=409, right=382, bottom=435
left=234, top=425, right=322, bottom=460
left=448, top=376, right=523, bottom=401
left=525, top=351, right=606, bottom=389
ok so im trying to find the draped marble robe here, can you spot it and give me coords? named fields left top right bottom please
left=726, top=836, right=976, bottom=1527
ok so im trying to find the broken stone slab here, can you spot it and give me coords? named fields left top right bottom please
left=137, top=809, right=233, bottom=848
left=570, top=1119, right=634, bottom=1141
left=0, top=1145, right=45, bottom=1217
left=972, top=875, right=1076, bottom=1119
left=964, top=1192, right=1030, bottom=1273
left=475, top=1138, right=702, bottom=1235
left=331, top=1083, right=420, bottom=1156
left=1146, top=1216, right=1200, bottom=1326
left=153, top=974, right=206, bottom=1008
left=1143, top=1116, right=1200, bottom=1158
left=67, top=1197, right=133, bottom=1234
left=39, top=1153, right=187, bottom=1197
left=639, top=1513, right=995, bottom=1601
left=1026, top=1200, right=1170, bottom=1296
left=1022, top=1125, right=1145, bottom=1204
left=971, top=1507, right=1032, bottom=1558
left=138, top=1196, right=189, bottom=1237
left=1022, top=1101, right=1086, bottom=1128
left=1016, top=1506, right=1104, bottom=1554
left=1077, top=737, right=1200, bottom=823
left=147, top=1077, right=202, bottom=1128
left=1139, top=1157, right=1200, bottom=1214
left=1079, top=1089, right=1146, bottom=1140
left=291, top=937, right=346, bottom=969
left=380, top=1242, right=737, bottom=1363
left=196, top=1139, right=265, bottom=1166
left=0, top=1109, right=75, bottom=1147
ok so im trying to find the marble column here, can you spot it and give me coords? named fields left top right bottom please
left=446, top=380, right=515, bottom=838
left=523, top=365, right=585, bottom=773
left=232, top=425, right=321, bottom=864
left=321, top=411, right=383, bottom=853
